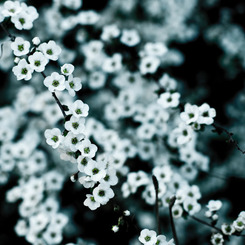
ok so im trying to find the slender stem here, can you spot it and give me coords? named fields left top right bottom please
left=169, top=196, right=179, bottom=245
left=41, top=72, right=67, bottom=118
left=0, top=22, right=15, bottom=41
left=190, top=215, right=222, bottom=233
left=152, top=175, right=160, bottom=235
left=212, top=123, right=245, bottom=154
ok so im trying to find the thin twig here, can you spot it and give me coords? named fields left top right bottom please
left=212, top=123, right=245, bottom=154
left=152, top=175, right=160, bottom=235
left=0, top=22, right=15, bottom=41
left=169, top=196, right=179, bottom=245
left=190, top=215, right=222, bottom=233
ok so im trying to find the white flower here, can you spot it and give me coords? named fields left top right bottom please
left=84, top=159, right=106, bottom=182
left=77, top=138, right=98, bottom=158
left=144, top=42, right=168, bottom=57
left=180, top=103, right=199, bottom=125
left=44, top=128, right=63, bottom=149
left=38, top=40, right=62, bottom=61
left=64, top=132, right=84, bottom=152
left=197, top=103, right=216, bottom=125
left=88, top=71, right=106, bottom=89
left=15, top=219, right=28, bottom=237
left=11, top=37, right=30, bottom=56
left=120, top=29, right=140, bottom=47
left=183, top=197, right=201, bottom=215
left=233, top=218, right=245, bottom=232
left=100, top=168, right=118, bottom=186
left=65, top=115, right=85, bottom=135
left=211, top=233, right=224, bottom=245
left=152, top=165, right=172, bottom=183
left=101, top=24, right=120, bottom=41
left=139, top=56, right=160, bottom=75
left=206, top=200, right=222, bottom=212
left=159, top=74, right=177, bottom=92
left=112, top=225, right=119, bottom=233
left=171, top=123, right=193, bottom=145
left=43, top=227, right=63, bottom=245
left=11, top=11, right=33, bottom=30
left=172, top=205, right=183, bottom=219
left=65, top=74, right=82, bottom=96
left=61, top=63, right=74, bottom=76
left=221, top=223, right=235, bottom=236
left=77, top=156, right=90, bottom=172
left=32, top=36, right=40, bottom=45
left=93, top=183, right=114, bottom=205
left=157, top=92, right=180, bottom=108
left=12, top=58, right=33, bottom=80
left=77, top=10, right=100, bottom=25
left=43, top=72, right=65, bottom=92
left=69, top=100, right=89, bottom=118
left=29, top=213, right=49, bottom=232
left=2, top=1, right=22, bottom=17
left=79, top=175, right=96, bottom=188
left=84, top=194, right=100, bottom=210
left=123, top=210, right=130, bottom=216
left=138, top=229, right=157, bottom=245
left=28, top=51, right=49, bottom=72
left=103, top=53, right=122, bottom=73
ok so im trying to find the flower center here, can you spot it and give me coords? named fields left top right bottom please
left=51, top=136, right=58, bottom=142
left=18, top=44, right=24, bottom=51
left=21, top=68, right=28, bottom=75
left=47, top=49, right=53, bottom=55
left=72, top=122, right=79, bottom=129
left=52, top=80, right=59, bottom=87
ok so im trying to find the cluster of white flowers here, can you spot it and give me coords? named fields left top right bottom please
left=138, top=229, right=174, bottom=245
left=180, top=103, right=216, bottom=129
left=0, top=1, right=38, bottom=30
left=7, top=175, right=68, bottom=244
left=1, top=0, right=245, bottom=244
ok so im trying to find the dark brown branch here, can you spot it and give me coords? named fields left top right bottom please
left=152, top=175, right=160, bottom=235
left=169, top=196, right=179, bottom=245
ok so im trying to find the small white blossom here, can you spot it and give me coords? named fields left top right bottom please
left=206, top=200, right=222, bottom=212
left=44, top=128, right=63, bottom=149
left=198, top=103, right=216, bottom=125
left=61, top=63, right=74, bottom=76
left=39, top=40, right=62, bottom=61
left=65, top=74, right=82, bottom=97
left=12, top=58, right=33, bottom=80
left=211, top=233, right=224, bottom=245
left=157, top=92, right=180, bottom=108
left=69, top=100, right=89, bottom=118
left=43, top=72, right=65, bottom=92
left=93, top=183, right=114, bottom=205
left=11, top=37, right=30, bottom=56
left=138, top=229, right=157, bottom=245
left=180, top=103, right=199, bottom=125
left=120, top=29, right=140, bottom=47
left=28, top=51, right=49, bottom=72
left=65, top=116, right=85, bottom=135
left=84, top=194, right=100, bottom=210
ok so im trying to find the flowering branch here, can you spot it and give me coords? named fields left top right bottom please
left=169, top=196, right=179, bottom=245
left=152, top=175, right=160, bottom=235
